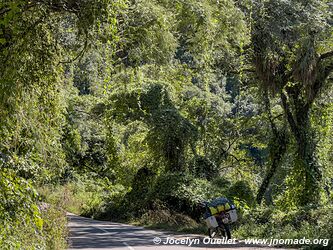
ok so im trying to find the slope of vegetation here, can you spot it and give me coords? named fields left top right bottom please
left=1, top=0, right=332, bottom=249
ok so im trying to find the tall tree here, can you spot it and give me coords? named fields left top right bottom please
left=251, top=0, right=333, bottom=205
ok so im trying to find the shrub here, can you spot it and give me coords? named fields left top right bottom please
left=40, top=206, right=68, bottom=250
left=0, top=169, right=68, bottom=249
left=0, top=169, right=43, bottom=249
left=233, top=204, right=333, bottom=248
left=138, top=208, right=204, bottom=233
left=147, top=172, right=220, bottom=219
left=38, top=173, right=127, bottom=219
left=227, top=180, right=255, bottom=207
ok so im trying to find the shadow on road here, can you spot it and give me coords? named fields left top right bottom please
left=69, top=214, right=161, bottom=249
left=68, top=214, right=290, bottom=249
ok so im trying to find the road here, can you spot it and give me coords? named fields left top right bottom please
left=67, top=213, right=291, bottom=250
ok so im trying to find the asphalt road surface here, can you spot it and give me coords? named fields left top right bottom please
left=67, top=213, right=291, bottom=250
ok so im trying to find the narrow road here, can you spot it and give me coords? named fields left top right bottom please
left=67, top=213, right=292, bottom=250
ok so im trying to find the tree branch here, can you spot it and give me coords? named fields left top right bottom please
left=309, top=59, right=333, bottom=105
left=31, top=0, right=80, bottom=13
left=272, top=113, right=284, bottom=121
left=280, top=91, right=298, bottom=137
left=324, top=60, right=333, bottom=76
left=263, top=87, right=278, bottom=135
left=319, top=51, right=333, bottom=62
left=0, top=7, right=10, bottom=17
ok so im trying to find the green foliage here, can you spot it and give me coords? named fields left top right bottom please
left=227, top=180, right=255, bottom=207
left=251, top=0, right=333, bottom=205
left=110, top=83, right=198, bottom=172
left=191, top=156, right=218, bottom=180
left=137, top=206, right=204, bottom=234
left=0, top=170, right=41, bottom=245
left=40, top=206, right=68, bottom=250
left=39, top=173, right=127, bottom=218
left=0, top=169, right=67, bottom=249
left=0, top=0, right=122, bottom=247
left=0, top=0, right=332, bottom=246
left=116, top=0, right=178, bottom=66
left=148, top=172, right=219, bottom=216
left=234, top=205, right=333, bottom=248
left=62, top=93, right=111, bottom=178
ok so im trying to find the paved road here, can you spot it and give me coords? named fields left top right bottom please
left=67, top=213, right=291, bottom=250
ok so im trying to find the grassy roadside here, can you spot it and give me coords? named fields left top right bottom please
left=40, top=205, right=68, bottom=250
left=130, top=209, right=208, bottom=235
left=0, top=202, right=68, bottom=250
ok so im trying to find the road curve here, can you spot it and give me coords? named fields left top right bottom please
left=67, top=213, right=292, bottom=250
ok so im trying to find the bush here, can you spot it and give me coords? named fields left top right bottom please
left=147, top=172, right=220, bottom=219
left=137, top=205, right=206, bottom=234
left=192, top=156, right=219, bottom=180
left=40, top=205, right=68, bottom=250
left=113, top=172, right=247, bottom=222
left=38, top=173, right=127, bottom=219
left=0, top=169, right=68, bottom=249
left=233, top=205, right=333, bottom=248
left=227, top=180, right=255, bottom=207
left=0, top=169, right=43, bottom=249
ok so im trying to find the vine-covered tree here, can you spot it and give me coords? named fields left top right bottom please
left=251, top=0, right=333, bottom=205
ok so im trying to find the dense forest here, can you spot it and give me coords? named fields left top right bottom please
left=0, top=0, right=332, bottom=249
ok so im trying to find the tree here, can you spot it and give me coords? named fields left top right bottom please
left=110, top=83, right=198, bottom=172
left=0, top=1, right=121, bottom=246
left=0, top=0, right=121, bottom=177
left=256, top=89, right=289, bottom=204
left=251, top=0, right=333, bottom=205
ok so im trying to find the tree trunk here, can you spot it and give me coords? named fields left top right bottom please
left=281, top=91, right=322, bottom=205
left=257, top=89, right=288, bottom=204
left=294, top=108, right=321, bottom=205
left=257, top=131, right=287, bottom=204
